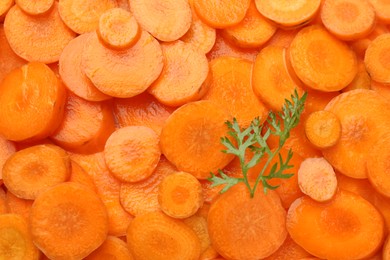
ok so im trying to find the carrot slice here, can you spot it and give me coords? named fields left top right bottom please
left=193, top=0, right=250, bottom=29
left=130, top=0, right=192, bottom=42
left=116, top=0, right=129, bottom=11
left=30, top=182, right=108, bottom=259
left=0, top=0, right=13, bottom=18
left=0, top=136, right=15, bottom=182
left=5, top=191, right=33, bottom=221
left=255, top=0, right=321, bottom=28
left=69, top=160, right=97, bottom=192
left=4, top=3, right=76, bottom=63
left=265, top=235, right=312, bottom=260
left=203, top=56, right=268, bottom=128
left=148, top=41, right=210, bottom=107
left=368, top=0, right=390, bottom=23
left=97, top=8, right=140, bottom=50
left=343, top=59, right=371, bottom=92
left=365, top=34, right=390, bottom=84
left=0, top=187, right=7, bottom=214
left=287, top=190, right=384, bottom=259
left=0, top=214, right=40, bottom=259
left=0, top=62, right=66, bottom=142
left=59, top=33, right=111, bottom=102
left=160, top=100, right=233, bottom=179
left=320, top=0, right=376, bottom=41
left=127, top=211, right=201, bottom=260
left=85, top=236, right=134, bottom=260
left=289, top=25, right=358, bottom=91
left=15, top=0, right=54, bottom=15
left=82, top=31, right=163, bottom=98
left=267, top=28, right=299, bottom=48
left=371, top=80, right=390, bottom=102
left=384, top=236, right=390, bottom=260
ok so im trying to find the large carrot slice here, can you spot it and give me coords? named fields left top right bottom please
left=85, top=236, right=134, bottom=260
left=82, top=31, right=163, bottom=98
left=365, top=34, right=390, bottom=84
left=287, top=190, right=384, bottom=259
left=5, top=191, right=33, bottom=221
left=368, top=0, right=390, bottom=23
left=15, top=0, right=54, bottom=16
left=0, top=136, right=15, bottom=182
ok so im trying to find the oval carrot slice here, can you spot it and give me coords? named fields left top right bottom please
left=85, top=236, right=134, bottom=260
left=82, top=31, right=163, bottom=98
left=0, top=136, right=15, bottom=182
left=4, top=3, right=76, bottom=63
left=5, top=191, right=33, bottom=221
left=104, top=126, right=161, bottom=183
left=160, top=100, right=233, bottom=179
left=130, top=0, right=192, bottom=42
left=287, top=190, right=384, bottom=259
left=148, top=41, right=210, bottom=106
left=365, top=34, right=390, bottom=84
left=30, top=182, right=108, bottom=259
left=0, top=62, right=66, bottom=142
left=15, top=0, right=54, bottom=15
left=368, top=0, right=390, bottom=23
left=289, top=25, right=358, bottom=91
left=127, top=211, right=201, bottom=260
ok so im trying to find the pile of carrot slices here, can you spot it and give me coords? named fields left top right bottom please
left=1, top=0, right=390, bottom=259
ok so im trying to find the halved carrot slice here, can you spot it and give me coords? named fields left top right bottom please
left=368, top=0, right=390, bottom=23
left=365, top=34, right=390, bottom=84
left=16, top=0, right=54, bottom=15
left=82, top=31, right=163, bottom=98
left=0, top=136, right=15, bottom=182
left=5, top=191, right=33, bottom=221
left=85, top=236, right=134, bottom=260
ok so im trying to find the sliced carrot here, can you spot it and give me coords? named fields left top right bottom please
left=0, top=187, right=7, bottom=214
left=97, top=8, right=140, bottom=50
left=160, top=100, right=233, bottom=179
left=336, top=172, right=376, bottom=203
left=59, top=33, right=111, bottom=102
left=104, top=126, right=160, bottom=183
left=82, top=31, right=163, bottom=98
left=350, top=38, right=372, bottom=59
left=289, top=25, right=358, bottom=91
left=127, top=211, right=201, bottom=260
left=265, top=235, right=312, bottom=260
left=69, top=160, right=97, bottom=192
left=0, top=135, right=15, bottom=182
left=116, top=0, right=129, bottom=11
left=50, top=93, right=115, bottom=154
left=15, top=0, right=54, bottom=15
left=255, top=0, right=321, bottom=28
left=148, top=41, right=210, bottom=106
left=200, top=180, right=223, bottom=204
left=0, top=0, right=13, bottom=18
left=193, top=0, right=250, bottom=29
left=266, top=28, right=299, bottom=48
left=0, top=214, right=40, bottom=259
left=343, top=59, right=371, bottom=92
left=371, top=80, right=390, bottom=102
left=372, top=193, right=390, bottom=233
left=365, top=34, right=390, bottom=83
left=221, top=1, right=277, bottom=49
left=384, top=236, right=390, bottom=260
left=85, top=236, right=134, bottom=260
left=5, top=191, right=33, bottom=221
left=287, top=190, right=384, bottom=259
left=304, top=89, right=340, bottom=115
left=203, top=56, right=268, bottom=128
left=369, top=0, right=390, bottom=23
left=320, top=0, right=376, bottom=41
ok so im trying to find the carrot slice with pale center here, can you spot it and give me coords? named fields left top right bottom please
left=16, top=0, right=54, bottom=15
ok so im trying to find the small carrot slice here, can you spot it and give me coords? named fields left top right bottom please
left=304, top=110, right=341, bottom=149
left=127, top=211, right=201, bottom=260
left=97, top=8, right=140, bottom=50
left=287, top=190, right=385, bottom=259
left=82, top=31, right=163, bottom=98
left=0, top=136, right=15, bottom=182
left=0, top=0, right=13, bottom=18
left=69, top=160, right=97, bottom=192
left=160, top=100, right=233, bottom=179
left=5, top=191, right=33, bottom=221
left=158, top=172, right=203, bottom=219
left=289, top=25, right=358, bottom=91
left=130, top=0, right=192, bottom=42
left=365, top=34, right=390, bottom=84
left=320, top=0, right=376, bottom=41
left=0, top=62, right=66, bottom=142
left=4, top=3, right=76, bottom=63
left=148, top=40, right=210, bottom=107
left=368, top=0, right=390, bottom=23
left=85, top=236, right=134, bottom=260
left=104, top=126, right=161, bottom=183
left=15, top=0, right=54, bottom=15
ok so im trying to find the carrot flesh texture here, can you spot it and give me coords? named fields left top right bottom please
left=82, top=31, right=163, bottom=98
left=365, top=34, right=390, bottom=84
left=343, top=59, right=371, bottom=92
left=16, top=0, right=54, bottom=15
left=0, top=136, right=15, bottom=181
left=368, top=0, right=390, bottom=23
left=5, top=191, right=33, bottom=221
left=127, top=212, right=201, bottom=260
left=267, top=28, right=299, bottom=48
left=148, top=41, right=210, bottom=107
left=85, top=236, right=134, bottom=260
left=0, top=188, right=7, bottom=214
left=130, top=0, right=192, bottom=42
left=371, top=81, right=390, bottom=102
left=287, top=190, right=385, bottom=259
left=0, top=0, right=13, bottom=17
left=69, top=160, right=97, bottom=192
left=265, top=235, right=312, bottom=260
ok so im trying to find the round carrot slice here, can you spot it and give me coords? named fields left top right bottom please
left=368, top=0, right=390, bottom=23
left=85, top=236, right=134, bottom=260
left=4, top=3, right=76, bottom=63
left=97, top=8, right=140, bottom=50
left=148, top=41, right=210, bottom=107
left=289, top=25, right=358, bottom=91
left=160, top=100, right=233, bottom=179
left=15, top=0, right=54, bottom=15
left=365, top=34, right=390, bottom=84
left=104, top=126, right=161, bottom=183
left=287, top=190, right=385, bottom=259
left=82, top=31, right=163, bottom=98
left=0, top=62, right=66, bottom=142
left=30, top=182, right=109, bottom=259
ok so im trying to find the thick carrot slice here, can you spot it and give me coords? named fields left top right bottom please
left=287, top=190, right=384, bottom=259
left=160, top=100, right=233, bottom=179
left=97, top=8, right=140, bottom=50
left=365, top=34, right=390, bottom=84
left=194, top=0, right=250, bottom=29
left=15, top=0, right=54, bottom=15
left=5, top=191, right=33, bottom=221
left=323, top=90, right=390, bottom=179
left=104, top=126, right=160, bottom=183
left=85, top=236, right=134, bottom=260
left=50, top=93, right=115, bottom=154
left=304, top=110, right=341, bottom=149
left=255, top=0, right=321, bottom=28
left=127, top=211, right=201, bottom=260
left=82, top=31, right=163, bottom=98
left=0, top=0, right=13, bottom=18
left=59, top=33, right=111, bottom=102
left=343, top=59, right=371, bottom=92
left=4, top=3, right=76, bottom=63
left=0, top=62, right=66, bottom=142
left=30, top=182, right=108, bottom=259
left=222, top=2, right=277, bottom=49
left=148, top=41, right=210, bottom=107
left=208, top=183, right=287, bottom=259
left=369, top=0, right=390, bottom=23
left=69, top=160, right=97, bottom=192
left=0, top=214, right=40, bottom=259
left=320, top=0, right=376, bottom=41
left=2, top=144, right=70, bottom=200
left=289, top=25, right=358, bottom=91
left=265, top=235, right=312, bottom=260
left=0, top=136, right=15, bottom=182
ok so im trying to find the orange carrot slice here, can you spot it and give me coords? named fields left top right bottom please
left=384, top=235, right=390, bottom=260
left=368, top=0, right=390, bottom=23
left=69, top=160, right=97, bottom=192
left=265, top=235, right=312, bottom=260
left=85, top=236, right=134, bottom=260
left=267, top=28, right=299, bottom=48
left=0, top=0, right=13, bottom=18
left=371, top=80, right=390, bottom=102
left=343, top=59, right=371, bottom=92
left=0, top=136, right=15, bottom=182
left=15, top=0, right=54, bottom=15
left=5, top=191, right=33, bottom=221
left=0, top=187, right=7, bottom=214
left=365, top=34, right=390, bottom=84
